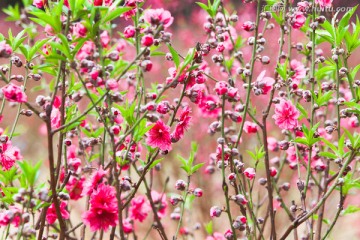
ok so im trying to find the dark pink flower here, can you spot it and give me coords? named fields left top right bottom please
left=244, top=121, right=258, bottom=134
left=46, top=201, right=70, bottom=224
left=151, top=191, right=167, bottom=218
left=123, top=218, right=133, bottom=234
left=315, top=0, right=332, bottom=8
left=214, top=81, right=228, bottom=95
left=146, top=120, right=172, bottom=151
left=129, top=195, right=151, bottom=222
left=93, top=0, right=112, bottom=6
left=1, top=84, right=27, bottom=103
left=144, top=8, right=174, bottom=29
left=73, top=22, right=87, bottom=38
left=244, top=168, right=256, bottom=180
left=242, top=21, right=255, bottom=31
left=83, top=168, right=108, bottom=196
left=156, top=101, right=170, bottom=114
left=0, top=141, right=23, bottom=171
left=272, top=100, right=300, bottom=130
left=82, top=184, right=118, bottom=232
left=199, top=95, right=220, bottom=118
left=291, top=12, right=306, bottom=29
left=141, top=34, right=154, bottom=47
left=172, top=106, right=191, bottom=141
left=0, top=206, right=21, bottom=227
left=124, top=26, right=136, bottom=38
left=33, top=0, right=46, bottom=8
left=66, top=176, right=85, bottom=200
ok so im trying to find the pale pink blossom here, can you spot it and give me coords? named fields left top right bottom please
left=144, top=8, right=174, bottom=29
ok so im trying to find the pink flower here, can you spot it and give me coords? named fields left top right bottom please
left=146, top=120, right=172, bottom=151
left=1, top=84, right=27, bottom=103
left=210, top=206, right=222, bottom=218
left=348, top=116, right=359, bottom=128
left=144, top=8, right=174, bottom=29
left=141, top=34, right=154, bottom=47
left=156, top=101, right=170, bottom=114
left=199, top=95, right=220, bottom=118
left=100, top=31, right=110, bottom=48
left=244, top=168, right=256, bottom=180
left=93, top=0, right=113, bottom=6
left=73, top=22, right=87, bottom=38
left=76, top=41, right=95, bottom=61
left=267, top=137, right=278, bottom=151
left=273, top=100, right=300, bottom=130
left=129, top=195, right=151, bottom=222
left=214, top=81, right=228, bottom=95
left=291, top=12, right=306, bottom=29
left=315, top=0, right=332, bottom=8
left=105, top=79, right=118, bottom=91
left=290, top=59, right=306, bottom=85
left=124, top=26, right=136, bottom=38
left=46, top=201, right=70, bottom=224
left=82, top=184, right=118, bottom=232
left=0, top=41, right=12, bottom=58
left=206, top=232, right=226, bottom=240
left=123, top=218, right=133, bottom=234
left=255, top=70, right=275, bottom=95
left=151, top=191, right=167, bottom=218
left=0, top=206, right=21, bottom=227
left=244, top=121, right=258, bottom=134
left=66, top=176, right=85, bottom=200
left=242, top=21, right=255, bottom=31
left=44, top=24, right=54, bottom=36
left=171, top=106, right=192, bottom=141
left=83, top=168, right=108, bottom=196
left=33, top=0, right=46, bottom=8
left=0, top=141, right=23, bottom=171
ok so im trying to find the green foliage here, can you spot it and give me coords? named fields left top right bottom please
left=246, top=146, right=265, bottom=161
left=18, top=160, right=42, bottom=188
left=196, top=0, right=221, bottom=18
left=167, top=43, right=180, bottom=69
left=342, top=205, right=360, bottom=215
left=204, top=221, right=213, bottom=235
left=312, top=90, right=333, bottom=107
left=294, top=123, right=321, bottom=147
left=317, top=5, right=358, bottom=46
left=178, top=142, right=204, bottom=175
left=115, top=100, right=136, bottom=126
left=3, top=4, right=21, bottom=22
left=276, top=60, right=288, bottom=80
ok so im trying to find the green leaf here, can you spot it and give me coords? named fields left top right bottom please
left=167, top=43, right=180, bottom=69
left=318, top=152, right=337, bottom=159
left=101, top=7, right=132, bottom=23
left=342, top=205, right=360, bottom=215
left=204, top=221, right=213, bottom=235
left=17, top=160, right=42, bottom=187
left=190, top=163, right=204, bottom=174
left=149, top=158, right=164, bottom=169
